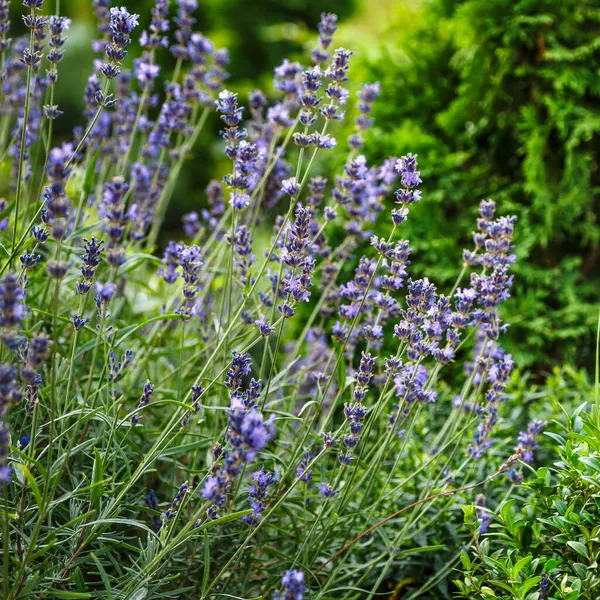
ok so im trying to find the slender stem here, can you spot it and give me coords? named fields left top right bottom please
left=2, top=484, right=9, bottom=599
left=12, top=6, right=35, bottom=256
left=66, top=80, right=111, bottom=169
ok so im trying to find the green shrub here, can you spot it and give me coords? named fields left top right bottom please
left=455, top=398, right=600, bottom=600
left=357, top=0, right=600, bottom=370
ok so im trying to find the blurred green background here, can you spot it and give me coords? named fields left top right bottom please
left=8, top=0, right=600, bottom=372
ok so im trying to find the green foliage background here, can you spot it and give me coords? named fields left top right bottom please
left=353, top=0, right=600, bottom=370
left=13, top=0, right=600, bottom=371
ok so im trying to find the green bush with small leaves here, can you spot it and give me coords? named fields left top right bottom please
left=456, top=398, right=600, bottom=600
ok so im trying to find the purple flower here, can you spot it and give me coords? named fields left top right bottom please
left=203, top=357, right=275, bottom=520
left=202, top=475, right=221, bottom=500
left=182, top=212, right=201, bottom=238
left=476, top=494, right=492, bottom=533
left=226, top=352, right=253, bottom=391
left=281, top=177, right=299, bottom=198
left=163, top=481, right=189, bottom=520
left=131, top=380, right=154, bottom=425
left=295, top=447, right=315, bottom=483
left=94, top=281, right=117, bottom=303
left=72, top=315, right=89, bottom=330
left=0, top=364, right=21, bottom=416
left=255, top=314, right=274, bottom=337
left=0, top=421, right=11, bottom=485
left=21, top=332, right=50, bottom=384
left=43, top=142, right=73, bottom=240
left=312, top=13, right=338, bottom=64
left=233, top=225, right=255, bottom=285
left=319, top=481, right=337, bottom=498
left=275, top=570, right=305, bottom=600
left=101, top=7, right=139, bottom=78
left=109, top=7, right=139, bottom=35
left=349, top=81, right=380, bottom=149
left=216, top=90, right=244, bottom=132
left=171, top=0, right=197, bottom=59
left=133, top=57, right=160, bottom=89
left=395, top=154, right=421, bottom=188
left=78, top=238, right=104, bottom=294
left=242, top=467, right=278, bottom=525
left=514, top=420, right=546, bottom=464
left=326, top=47, right=352, bottom=83
left=0, top=274, right=25, bottom=327
left=140, top=0, right=169, bottom=50
left=47, top=16, right=70, bottom=65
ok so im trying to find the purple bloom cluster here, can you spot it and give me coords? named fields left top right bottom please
left=274, top=570, right=305, bottom=600
left=107, top=348, right=133, bottom=383
left=349, top=82, right=380, bottom=151
left=47, top=15, right=69, bottom=67
left=171, top=0, right=197, bottom=59
left=144, top=489, right=162, bottom=532
left=0, top=273, right=25, bottom=330
left=0, top=361, right=21, bottom=484
left=163, top=481, right=189, bottom=521
left=278, top=206, right=316, bottom=316
left=21, top=7, right=46, bottom=71
left=92, top=0, right=111, bottom=54
left=334, top=352, right=374, bottom=465
left=43, top=142, right=72, bottom=242
left=78, top=238, right=104, bottom=295
left=467, top=351, right=514, bottom=459
left=476, top=494, right=492, bottom=533
left=159, top=243, right=203, bottom=314
left=336, top=256, right=377, bottom=324
left=392, top=153, right=422, bottom=225
left=463, top=200, right=516, bottom=269
left=295, top=445, right=317, bottom=481
left=319, top=480, right=337, bottom=497
left=514, top=420, right=546, bottom=463
left=0, top=363, right=21, bottom=415
left=131, top=380, right=153, bottom=425
left=499, top=420, right=546, bottom=484
left=21, top=332, right=49, bottom=384
left=182, top=384, right=204, bottom=427
left=393, top=362, right=436, bottom=405
left=140, top=0, right=169, bottom=50
left=215, top=90, right=257, bottom=210
left=232, top=225, right=255, bottom=285
left=0, top=421, right=11, bottom=484
left=255, top=313, right=274, bottom=337
left=242, top=466, right=278, bottom=525
left=202, top=354, right=275, bottom=519
left=312, top=13, right=338, bottom=65
left=0, top=1, right=11, bottom=57
left=101, top=7, right=139, bottom=79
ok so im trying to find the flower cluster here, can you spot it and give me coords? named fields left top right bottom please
left=202, top=354, right=275, bottom=519
left=274, top=570, right=305, bottom=600
left=101, top=7, right=139, bottom=79
left=78, top=238, right=104, bottom=295
left=43, top=143, right=73, bottom=243
left=182, top=384, right=204, bottom=427
left=163, top=481, right=189, bottom=521
left=349, top=82, right=380, bottom=151
left=242, top=466, right=278, bottom=525
left=140, top=0, right=169, bottom=50
left=131, top=380, right=153, bottom=425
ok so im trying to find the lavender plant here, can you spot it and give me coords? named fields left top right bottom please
left=0, top=3, right=549, bottom=598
